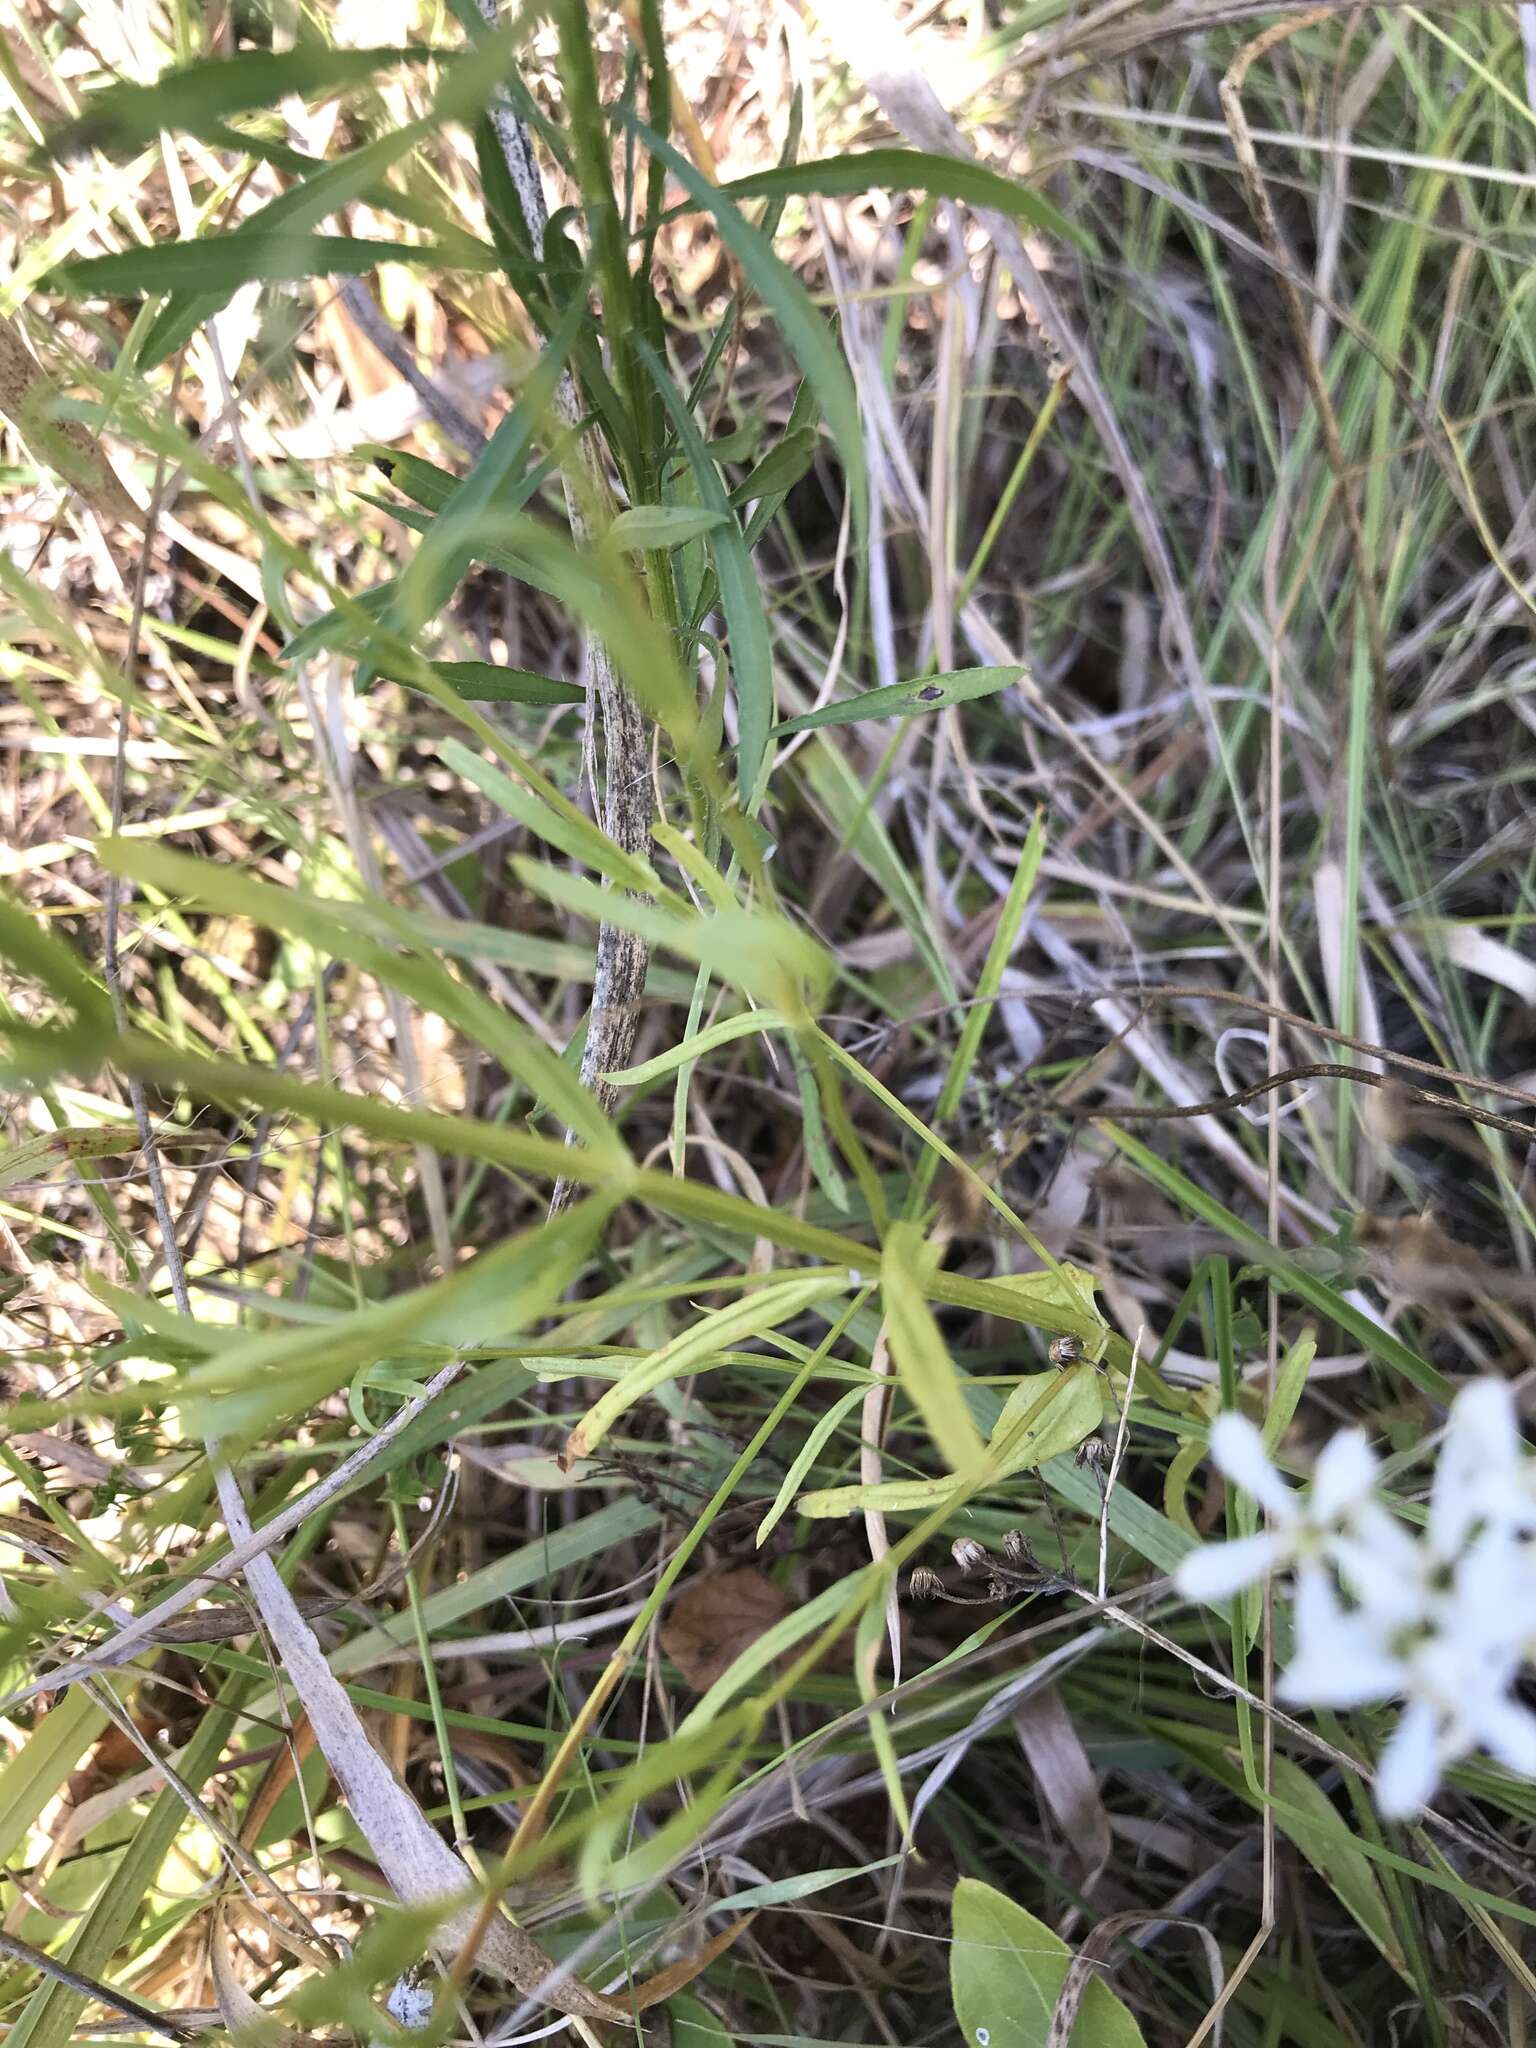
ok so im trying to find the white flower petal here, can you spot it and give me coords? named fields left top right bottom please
left=1432, top=1379, right=1523, bottom=1557
left=1375, top=1700, right=1446, bottom=1820
left=1282, top=1573, right=1405, bottom=1705
left=1310, top=1427, right=1379, bottom=1521
left=1328, top=1531, right=1423, bottom=1625
left=1471, top=1696, right=1536, bottom=1779
left=1175, top=1531, right=1285, bottom=1601
left=1447, top=1378, right=1519, bottom=1465
left=1280, top=1643, right=1407, bottom=1709
left=1208, top=1413, right=1292, bottom=1517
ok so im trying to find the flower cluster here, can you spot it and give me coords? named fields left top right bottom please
left=1176, top=1380, right=1536, bottom=1819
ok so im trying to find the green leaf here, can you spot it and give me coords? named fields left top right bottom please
left=5, top=1678, right=248, bottom=2048
left=513, top=860, right=834, bottom=1011
left=1101, top=1122, right=1452, bottom=1398
left=563, top=1268, right=855, bottom=1464
left=440, top=738, right=660, bottom=895
left=720, top=148, right=1094, bottom=257
left=621, top=111, right=867, bottom=543
left=883, top=1221, right=986, bottom=1476
left=774, top=665, right=1025, bottom=736
left=52, top=235, right=493, bottom=298
left=638, top=336, right=774, bottom=801
left=392, top=285, right=587, bottom=635
left=727, top=427, right=818, bottom=508
left=97, top=836, right=623, bottom=1156
left=950, top=1877, right=1147, bottom=2048
left=608, top=503, right=728, bottom=551
left=604, top=1009, right=791, bottom=1086
left=0, top=1124, right=137, bottom=1193
left=797, top=1366, right=1101, bottom=1518
left=45, top=46, right=441, bottom=155
left=0, top=1686, right=109, bottom=1869
left=1165, top=1727, right=1408, bottom=1978
left=387, top=660, right=584, bottom=705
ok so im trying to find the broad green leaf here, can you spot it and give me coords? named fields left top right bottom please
left=774, top=665, right=1025, bottom=736
left=562, top=1268, right=855, bottom=1463
left=608, top=504, right=728, bottom=551
left=882, top=1221, right=986, bottom=1475
left=721, top=148, right=1093, bottom=256
left=388, top=659, right=583, bottom=705
left=604, top=1009, right=791, bottom=1086
left=52, top=234, right=495, bottom=298
left=45, top=47, right=440, bottom=155
left=950, top=1877, right=1146, bottom=2048
left=622, top=112, right=867, bottom=542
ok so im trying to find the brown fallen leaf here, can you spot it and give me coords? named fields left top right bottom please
left=661, top=1568, right=788, bottom=1692
left=624, top=1914, right=755, bottom=2012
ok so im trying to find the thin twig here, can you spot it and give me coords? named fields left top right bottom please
left=1058, top=1059, right=1536, bottom=1145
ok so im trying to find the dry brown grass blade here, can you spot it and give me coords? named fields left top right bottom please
left=622, top=1914, right=757, bottom=2013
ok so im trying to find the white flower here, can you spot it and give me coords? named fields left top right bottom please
left=1278, top=1543, right=1536, bottom=1818
left=1174, top=1413, right=1396, bottom=1603
left=1174, top=1379, right=1536, bottom=1820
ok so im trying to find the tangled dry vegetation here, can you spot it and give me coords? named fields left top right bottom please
left=4, top=1, right=1536, bottom=2043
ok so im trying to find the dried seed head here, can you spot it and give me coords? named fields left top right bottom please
left=1049, top=1334, right=1083, bottom=1366
left=952, top=1536, right=990, bottom=1575
left=1002, top=1528, right=1032, bottom=1566
left=986, top=1574, right=1014, bottom=1602
left=907, top=1566, right=945, bottom=1602
left=1076, top=1434, right=1108, bottom=1472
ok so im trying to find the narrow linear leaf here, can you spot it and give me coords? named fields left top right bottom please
left=388, top=660, right=584, bottom=705
left=882, top=1220, right=986, bottom=1475
left=620, top=110, right=867, bottom=542
left=720, top=148, right=1094, bottom=256
left=604, top=1009, right=790, bottom=1086
left=561, top=1269, right=855, bottom=1466
left=45, top=47, right=442, bottom=156
left=609, top=503, right=728, bottom=551
left=774, top=664, right=1025, bottom=736
left=52, top=235, right=494, bottom=298
left=639, top=335, right=774, bottom=800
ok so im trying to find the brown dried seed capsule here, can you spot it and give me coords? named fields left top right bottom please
left=1002, top=1528, right=1031, bottom=1565
left=951, top=1536, right=989, bottom=1574
left=1049, top=1334, right=1083, bottom=1366
left=1076, top=1435, right=1108, bottom=1471
left=907, top=1566, right=945, bottom=1601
